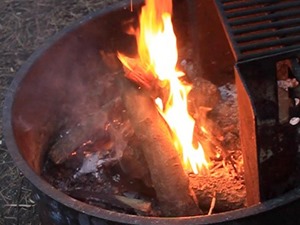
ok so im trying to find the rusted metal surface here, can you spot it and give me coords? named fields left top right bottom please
left=235, top=66, right=259, bottom=206
left=235, top=51, right=300, bottom=205
left=215, top=0, right=300, bottom=61
left=215, top=0, right=300, bottom=206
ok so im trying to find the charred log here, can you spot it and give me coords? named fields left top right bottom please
left=119, top=135, right=246, bottom=214
left=120, top=76, right=202, bottom=216
left=48, top=111, right=108, bottom=164
left=119, top=139, right=152, bottom=187
left=69, top=190, right=153, bottom=215
left=189, top=175, right=246, bottom=213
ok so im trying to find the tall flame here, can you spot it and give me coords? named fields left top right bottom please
left=119, top=0, right=208, bottom=174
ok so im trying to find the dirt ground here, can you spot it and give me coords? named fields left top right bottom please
left=0, top=1, right=124, bottom=224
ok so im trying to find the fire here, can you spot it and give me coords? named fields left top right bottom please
left=119, top=0, right=208, bottom=174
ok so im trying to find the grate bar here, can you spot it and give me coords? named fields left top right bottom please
left=223, top=0, right=280, bottom=11
left=227, top=2, right=300, bottom=19
left=233, top=18, right=300, bottom=35
left=229, top=9, right=300, bottom=27
left=239, top=44, right=300, bottom=61
left=239, top=35, right=300, bottom=53
left=236, top=26, right=300, bottom=43
left=215, top=0, right=300, bottom=61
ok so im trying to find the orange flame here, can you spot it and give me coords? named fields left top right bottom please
left=119, top=0, right=208, bottom=174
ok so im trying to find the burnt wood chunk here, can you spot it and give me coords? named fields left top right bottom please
left=120, top=77, right=202, bottom=216
left=119, top=140, right=152, bottom=187
left=190, top=175, right=246, bottom=212
left=48, top=111, right=107, bottom=164
left=69, top=190, right=152, bottom=215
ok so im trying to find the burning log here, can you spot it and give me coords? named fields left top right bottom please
left=120, top=77, right=202, bottom=216
left=118, top=55, right=169, bottom=102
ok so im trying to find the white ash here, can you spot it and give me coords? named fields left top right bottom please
left=218, top=83, right=237, bottom=101
left=74, top=152, right=117, bottom=178
left=73, top=113, right=131, bottom=179
left=74, top=152, right=102, bottom=178
left=180, top=59, right=194, bottom=75
left=112, top=174, right=121, bottom=182
left=277, top=78, right=299, bottom=91
left=290, top=117, right=300, bottom=126
left=180, top=59, right=187, bottom=67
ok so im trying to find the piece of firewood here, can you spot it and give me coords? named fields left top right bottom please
left=120, top=77, right=202, bottom=216
left=48, top=96, right=129, bottom=165
left=48, top=111, right=108, bottom=164
left=115, top=195, right=152, bottom=214
left=189, top=175, right=246, bottom=213
left=117, top=54, right=157, bottom=91
left=117, top=54, right=170, bottom=101
left=119, top=139, right=153, bottom=187
left=69, top=190, right=152, bottom=215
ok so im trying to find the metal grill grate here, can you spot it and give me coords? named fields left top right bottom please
left=215, top=0, right=300, bottom=61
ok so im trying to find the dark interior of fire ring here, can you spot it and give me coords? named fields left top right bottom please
left=10, top=0, right=300, bottom=217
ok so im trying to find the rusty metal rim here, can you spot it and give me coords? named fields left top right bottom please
left=3, top=1, right=300, bottom=224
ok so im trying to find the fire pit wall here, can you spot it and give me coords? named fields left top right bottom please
left=11, top=2, right=140, bottom=175
left=4, top=0, right=300, bottom=225
left=10, top=0, right=233, bottom=183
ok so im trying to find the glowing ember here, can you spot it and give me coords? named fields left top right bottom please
left=119, top=0, right=208, bottom=174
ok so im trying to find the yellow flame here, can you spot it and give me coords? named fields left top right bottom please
left=120, top=0, right=208, bottom=174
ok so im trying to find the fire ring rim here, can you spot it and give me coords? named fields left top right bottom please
left=3, top=1, right=300, bottom=224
